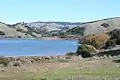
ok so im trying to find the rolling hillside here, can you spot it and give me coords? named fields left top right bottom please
left=0, top=17, right=120, bottom=39
left=67, top=17, right=120, bottom=36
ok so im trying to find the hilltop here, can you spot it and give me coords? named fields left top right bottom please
left=0, top=17, right=120, bottom=39
left=67, top=17, right=120, bottom=36
left=0, top=21, right=81, bottom=39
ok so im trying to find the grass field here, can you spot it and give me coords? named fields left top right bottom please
left=0, top=56, right=120, bottom=80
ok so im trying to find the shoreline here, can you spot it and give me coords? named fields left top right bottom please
left=0, top=36, right=81, bottom=40
left=3, top=54, right=66, bottom=58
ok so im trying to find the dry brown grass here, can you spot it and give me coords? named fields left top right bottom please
left=84, top=33, right=110, bottom=49
left=0, top=56, right=120, bottom=80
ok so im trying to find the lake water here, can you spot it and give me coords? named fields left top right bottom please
left=0, top=40, right=78, bottom=56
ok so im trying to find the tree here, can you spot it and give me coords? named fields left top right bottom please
left=65, top=52, right=76, bottom=56
left=76, top=44, right=97, bottom=58
left=109, top=29, right=120, bottom=45
left=58, top=32, right=67, bottom=38
left=104, top=39, right=116, bottom=49
left=83, top=33, right=109, bottom=49
left=0, top=57, right=10, bottom=67
left=101, top=23, right=109, bottom=28
left=16, top=28, right=25, bottom=33
left=0, top=31, right=5, bottom=36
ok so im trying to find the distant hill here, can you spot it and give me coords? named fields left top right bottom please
left=67, top=17, right=120, bottom=36
left=0, top=21, right=82, bottom=39
left=25, top=21, right=81, bottom=32
left=0, top=17, right=120, bottom=39
left=0, top=22, right=26, bottom=37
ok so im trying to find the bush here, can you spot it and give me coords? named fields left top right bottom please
left=109, top=29, right=120, bottom=45
left=17, top=36, right=22, bottom=38
left=16, top=28, right=25, bottom=33
left=40, top=78, right=47, bottom=80
left=0, top=31, right=5, bottom=36
left=0, top=57, right=10, bottom=67
left=101, top=23, right=109, bottom=28
left=83, top=33, right=109, bottom=49
left=104, top=39, right=116, bottom=49
left=65, top=56, right=72, bottom=59
left=13, top=62, right=20, bottom=67
left=65, top=52, right=76, bottom=56
left=58, top=32, right=67, bottom=38
left=57, top=59, right=69, bottom=63
left=76, top=44, right=97, bottom=58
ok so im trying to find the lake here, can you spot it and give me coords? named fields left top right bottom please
left=0, top=40, right=78, bottom=56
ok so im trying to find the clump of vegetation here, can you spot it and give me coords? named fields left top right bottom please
left=26, top=26, right=42, bottom=34
left=83, top=33, right=109, bottom=49
left=101, top=23, right=109, bottom=28
left=58, top=32, right=67, bottom=38
left=66, top=26, right=85, bottom=36
left=13, top=62, right=21, bottom=67
left=76, top=44, right=97, bottom=58
left=0, top=57, right=10, bottom=67
left=16, top=28, right=25, bottom=33
left=65, top=52, right=76, bottom=56
left=109, top=29, right=120, bottom=45
left=32, top=57, right=40, bottom=62
left=40, top=78, right=47, bottom=80
left=57, top=59, right=69, bottom=63
left=65, top=56, right=72, bottom=59
left=0, top=31, right=5, bottom=36
left=104, top=39, right=116, bottom=49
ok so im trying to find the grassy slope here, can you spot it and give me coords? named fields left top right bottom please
left=67, top=17, right=120, bottom=36
left=0, top=23, right=26, bottom=37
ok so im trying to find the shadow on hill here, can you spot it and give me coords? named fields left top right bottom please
left=112, top=59, right=120, bottom=63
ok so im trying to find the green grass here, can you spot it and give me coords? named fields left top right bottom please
left=1, top=66, right=120, bottom=80
left=1, top=58, right=120, bottom=80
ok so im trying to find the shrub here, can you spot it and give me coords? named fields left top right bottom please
left=109, top=29, right=120, bottom=45
left=0, top=31, right=5, bottom=36
left=65, top=52, right=76, bottom=56
left=66, top=26, right=85, bottom=36
left=104, top=39, right=116, bottom=49
left=109, top=29, right=120, bottom=39
left=58, top=32, right=67, bottom=38
left=65, top=56, right=72, bottom=59
left=17, top=36, right=22, bottom=38
left=16, top=28, right=25, bottom=33
left=57, top=59, right=69, bottom=63
left=83, top=33, right=109, bottom=49
left=101, top=23, right=109, bottom=28
left=40, top=78, right=47, bottom=80
left=76, top=44, right=97, bottom=58
left=13, top=62, right=20, bottom=67
left=0, top=57, right=10, bottom=67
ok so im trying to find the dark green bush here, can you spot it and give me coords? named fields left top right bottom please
left=58, top=32, right=67, bottom=38
left=40, top=78, right=47, bottom=80
left=65, top=56, right=72, bottom=59
left=65, top=52, right=76, bottom=56
left=16, top=28, right=25, bottom=33
left=0, top=31, right=5, bottom=36
left=66, top=26, right=85, bottom=36
left=101, top=23, right=109, bottom=28
left=109, top=29, right=120, bottom=45
left=13, top=62, right=20, bottom=67
left=104, top=39, right=116, bottom=49
left=76, top=44, right=97, bottom=58
left=0, top=57, right=10, bottom=67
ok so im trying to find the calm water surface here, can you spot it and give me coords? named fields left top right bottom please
left=0, top=40, right=78, bottom=56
